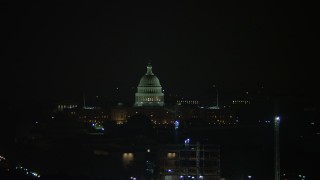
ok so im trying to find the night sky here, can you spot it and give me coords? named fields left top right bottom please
left=3, top=1, right=317, bottom=105
left=1, top=2, right=319, bottom=178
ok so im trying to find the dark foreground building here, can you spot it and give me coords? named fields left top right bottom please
left=158, top=143, right=220, bottom=180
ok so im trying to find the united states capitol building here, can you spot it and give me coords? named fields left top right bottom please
left=134, top=62, right=165, bottom=107
left=56, top=62, right=238, bottom=126
left=51, top=62, right=235, bottom=180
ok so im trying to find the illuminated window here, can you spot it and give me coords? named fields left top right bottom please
left=167, top=152, right=176, bottom=158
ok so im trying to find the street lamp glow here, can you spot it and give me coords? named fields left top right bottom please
left=274, top=115, right=280, bottom=180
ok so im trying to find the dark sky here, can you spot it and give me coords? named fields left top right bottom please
left=3, top=1, right=317, bottom=105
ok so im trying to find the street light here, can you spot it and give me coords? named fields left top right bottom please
left=274, top=116, right=280, bottom=180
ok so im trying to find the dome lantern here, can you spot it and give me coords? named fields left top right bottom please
left=146, top=62, right=154, bottom=75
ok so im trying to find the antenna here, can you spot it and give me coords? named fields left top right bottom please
left=274, top=116, right=280, bottom=180
left=213, top=84, right=219, bottom=109
left=83, top=93, right=86, bottom=108
left=216, top=88, right=219, bottom=108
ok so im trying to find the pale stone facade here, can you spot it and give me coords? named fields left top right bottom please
left=134, top=62, right=164, bottom=107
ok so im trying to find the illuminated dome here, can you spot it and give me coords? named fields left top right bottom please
left=134, top=62, right=164, bottom=107
left=138, top=75, right=161, bottom=87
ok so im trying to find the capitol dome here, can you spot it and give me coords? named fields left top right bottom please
left=134, top=62, right=164, bottom=107
left=138, top=75, right=161, bottom=87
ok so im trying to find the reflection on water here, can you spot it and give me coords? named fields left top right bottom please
left=122, top=153, right=134, bottom=167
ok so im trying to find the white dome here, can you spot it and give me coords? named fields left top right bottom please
left=134, top=62, right=164, bottom=107
left=138, top=75, right=161, bottom=87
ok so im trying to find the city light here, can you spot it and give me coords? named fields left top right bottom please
left=15, top=165, right=41, bottom=178
left=7, top=3, right=316, bottom=180
left=175, top=120, right=180, bottom=130
left=184, top=138, right=190, bottom=145
left=274, top=115, right=280, bottom=180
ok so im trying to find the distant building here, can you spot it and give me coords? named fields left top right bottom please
left=134, top=62, right=165, bottom=107
left=176, top=99, right=200, bottom=106
left=58, top=62, right=239, bottom=127
left=176, top=106, right=239, bottom=126
left=65, top=107, right=108, bottom=124
left=232, top=100, right=251, bottom=105
left=111, top=107, right=175, bottom=125
left=230, top=91, right=253, bottom=106
left=57, top=101, right=78, bottom=112
left=110, top=106, right=128, bottom=124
